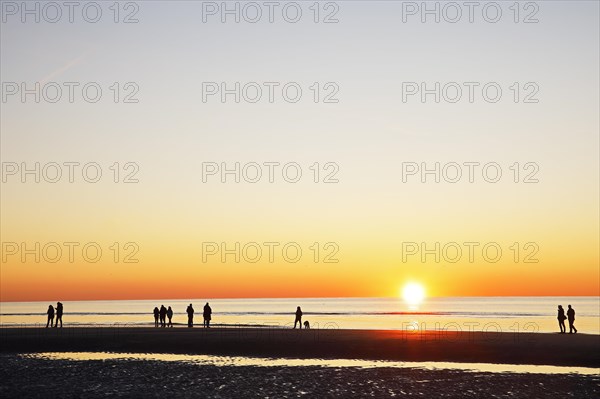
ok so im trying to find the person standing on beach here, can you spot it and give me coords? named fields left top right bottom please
left=567, top=305, right=577, bottom=334
left=557, top=305, right=566, bottom=333
left=186, top=304, right=194, bottom=327
left=159, top=305, right=167, bottom=328
left=167, top=306, right=174, bottom=327
left=153, top=307, right=160, bottom=327
left=294, top=306, right=303, bottom=329
left=203, top=302, right=212, bottom=328
left=46, top=305, right=55, bottom=328
left=54, top=302, right=63, bottom=328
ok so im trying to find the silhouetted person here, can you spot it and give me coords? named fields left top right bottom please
left=203, top=302, right=212, bottom=328
left=567, top=305, right=577, bottom=333
left=294, top=306, right=303, bottom=329
left=153, top=307, right=160, bottom=327
left=46, top=305, right=55, bottom=328
left=557, top=305, right=566, bottom=333
left=54, top=302, right=63, bottom=328
left=167, top=306, right=174, bottom=328
left=186, top=304, right=194, bottom=327
left=159, top=305, right=167, bottom=328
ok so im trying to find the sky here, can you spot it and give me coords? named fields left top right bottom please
left=1, top=1, right=599, bottom=301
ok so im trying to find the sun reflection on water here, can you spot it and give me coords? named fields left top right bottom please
left=23, top=352, right=600, bottom=376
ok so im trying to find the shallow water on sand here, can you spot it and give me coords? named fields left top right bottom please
left=3, top=353, right=599, bottom=399
left=24, top=352, right=600, bottom=375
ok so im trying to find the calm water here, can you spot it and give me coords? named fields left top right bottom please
left=1, top=297, right=599, bottom=334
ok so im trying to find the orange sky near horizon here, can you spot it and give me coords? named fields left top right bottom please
left=1, top=237, right=598, bottom=302
left=2, top=179, right=599, bottom=302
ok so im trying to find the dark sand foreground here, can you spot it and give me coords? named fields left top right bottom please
left=1, top=327, right=599, bottom=367
left=1, top=328, right=599, bottom=398
left=1, top=353, right=599, bottom=398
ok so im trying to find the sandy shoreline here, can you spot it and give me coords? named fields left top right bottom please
left=2, top=328, right=599, bottom=398
left=1, top=327, right=598, bottom=368
left=2, top=354, right=599, bottom=399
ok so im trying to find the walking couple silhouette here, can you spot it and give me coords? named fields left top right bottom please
left=557, top=305, right=577, bottom=334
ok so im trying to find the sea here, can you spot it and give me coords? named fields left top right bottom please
left=1, top=297, right=598, bottom=334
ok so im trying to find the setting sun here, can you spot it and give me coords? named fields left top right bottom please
left=402, top=282, right=426, bottom=305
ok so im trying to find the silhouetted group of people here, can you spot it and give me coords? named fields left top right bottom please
left=557, top=304, right=577, bottom=334
left=181, top=302, right=212, bottom=328
left=45, top=302, right=63, bottom=328
left=43, top=303, right=580, bottom=334
left=153, top=305, right=174, bottom=328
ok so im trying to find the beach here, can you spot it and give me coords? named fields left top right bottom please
left=2, top=328, right=600, bottom=397
left=2, top=352, right=599, bottom=399
left=1, top=327, right=599, bottom=367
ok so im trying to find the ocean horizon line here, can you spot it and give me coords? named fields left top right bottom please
left=2, top=295, right=599, bottom=304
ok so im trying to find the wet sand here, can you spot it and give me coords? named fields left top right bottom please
left=1, top=353, right=599, bottom=398
left=1, top=327, right=599, bottom=367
